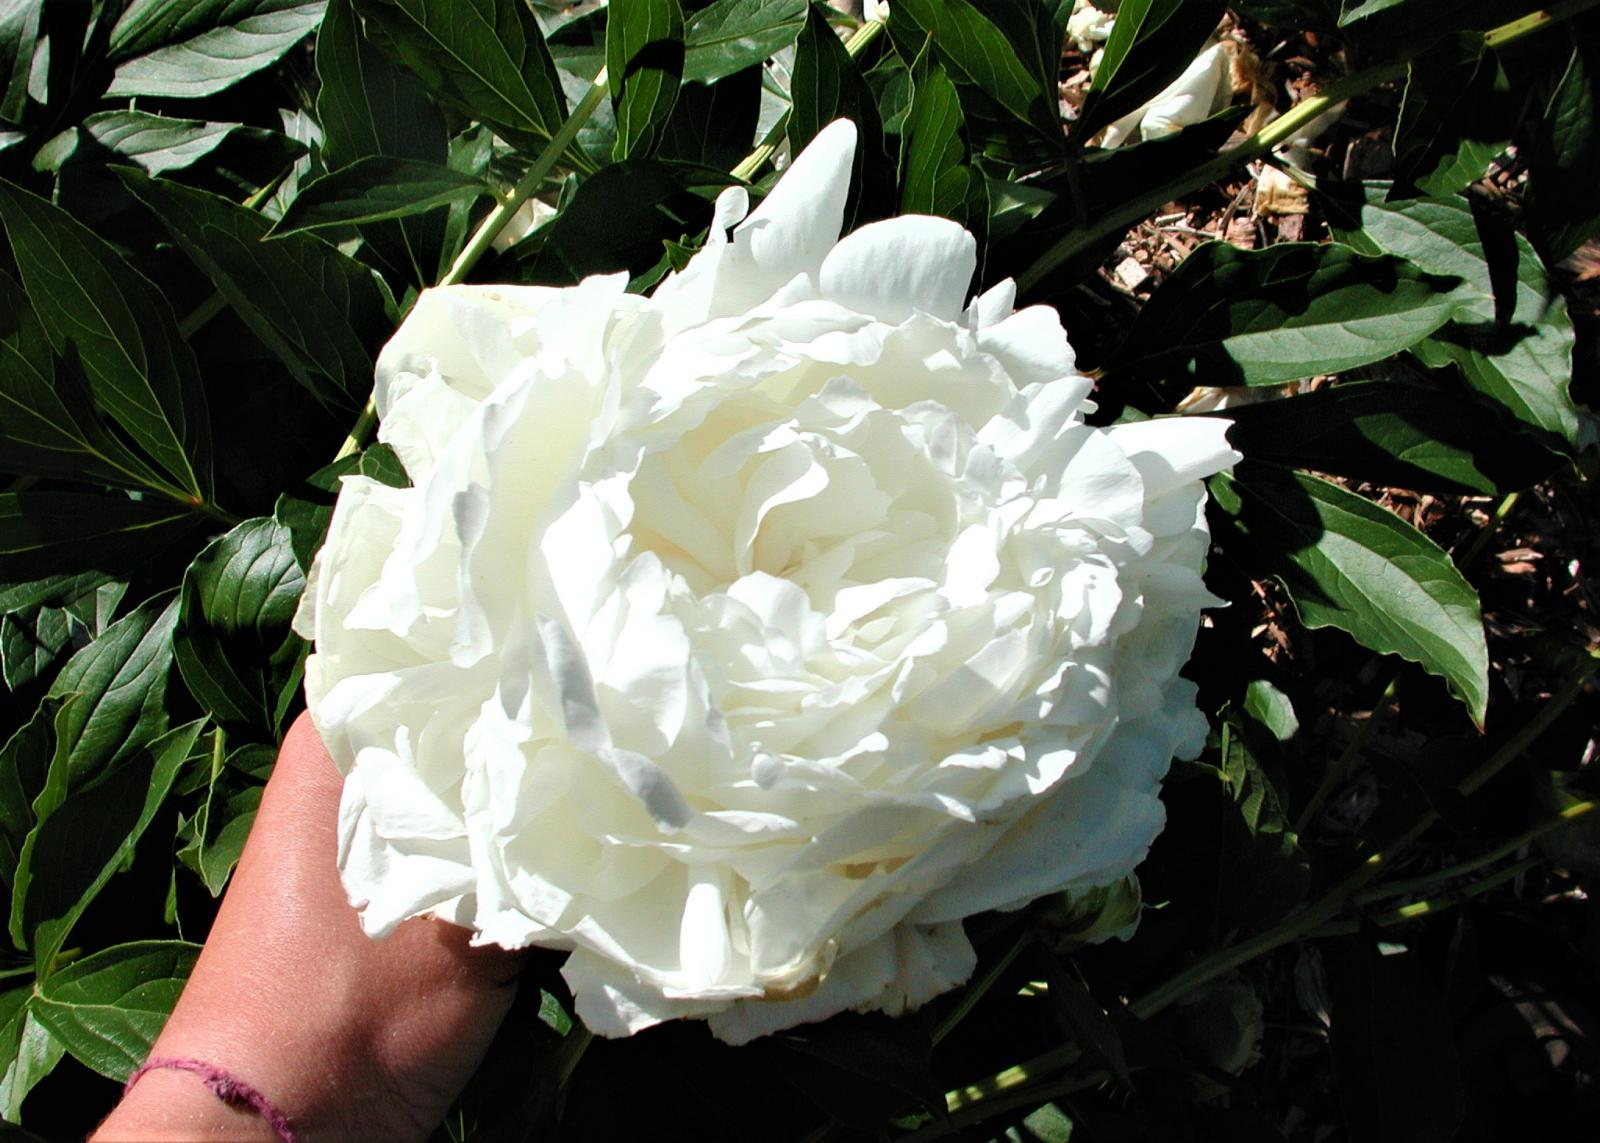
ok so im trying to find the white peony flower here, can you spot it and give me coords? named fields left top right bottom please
left=1100, top=41, right=1233, bottom=148
left=298, top=120, right=1238, bottom=1045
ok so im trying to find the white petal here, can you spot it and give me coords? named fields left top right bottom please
left=818, top=215, right=977, bottom=323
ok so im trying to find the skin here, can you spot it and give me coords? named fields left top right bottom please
left=93, top=713, right=522, bottom=1141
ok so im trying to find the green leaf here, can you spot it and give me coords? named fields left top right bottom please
left=1075, top=0, right=1228, bottom=143
left=656, top=62, right=762, bottom=169
left=1243, top=678, right=1298, bottom=742
left=315, top=0, right=453, bottom=288
left=607, top=0, right=684, bottom=160
left=1339, top=0, right=1410, bottom=22
left=1392, top=34, right=1510, bottom=198
left=350, top=0, right=569, bottom=155
left=0, top=274, right=186, bottom=495
left=106, top=0, right=326, bottom=98
left=1330, top=192, right=1583, bottom=448
left=270, top=156, right=494, bottom=234
left=0, top=492, right=197, bottom=581
left=178, top=781, right=261, bottom=896
left=30, top=941, right=200, bottom=1081
left=789, top=1, right=890, bottom=226
left=681, top=0, right=806, bottom=85
left=20, top=720, right=201, bottom=975
left=1211, top=462, right=1489, bottom=724
left=1216, top=715, right=1310, bottom=928
left=174, top=518, right=305, bottom=733
left=119, top=169, right=391, bottom=408
left=509, top=159, right=732, bottom=284
left=0, top=987, right=65, bottom=1122
left=0, top=0, right=41, bottom=124
left=1110, top=242, right=1464, bottom=390
left=0, top=699, right=60, bottom=899
left=316, top=0, right=448, bottom=169
left=45, top=592, right=180, bottom=782
left=0, top=179, right=212, bottom=501
left=32, top=111, right=306, bottom=178
left=892, top=0, right=1064, bottom=144
left=1217, top=380, right=1560, bottom=495
left=0, top=579, right=124, bottom=692
left=898, top=42, right=985, bottom=232
left=1526, top=32, right=1600, bottom=263
left=1032, top=953, right=1134, bottom=1092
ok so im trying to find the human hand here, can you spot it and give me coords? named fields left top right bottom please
left=94, top=712, right=522, bottom=1141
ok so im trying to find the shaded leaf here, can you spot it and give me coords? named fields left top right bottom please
left=898, top=40, right=985, bottom=232
left=0, top=179, right=212, bottom=501
left=30, top=941, right=200, bottom=1081
left=509, top=159, right=732, bottom=284
left=789, top=1, right=890, bottom=227
left=608, top=0, right=684, bottom=160
left=174, top=518, right=304, bottom=733
left=1216, top=380, right=1560, bottom=495
left=19, top=720, right=201, bottom=975
left=681, top=0, right=807, bottom=85
left=1392, top=34, right=1510, bottom=198
left=351, top=0, right=569, bottom=155
left=0, top=274, right=184, bottom=495
left=1211, top=462, right=1488, bottom=724
left=314, top=0, right=457, bottom=288
left=270, top=156, right=493, bottom=234
left=120, top=169, right=391, bottom=408
left=0, top=579, right=123, bottom=692
left=656, top=62, right=762, bottom=168
left=1526, top=29, right=1600, bottom=263
left=1109, top=241, right=1463, bottom=391
left=0, top=491, right=197, bottom=583
left=106, top=0, right=327, bottom=99
left=1216, top=715, right=1310, bottom=929
left=892, top=0, right=1064, bottom=145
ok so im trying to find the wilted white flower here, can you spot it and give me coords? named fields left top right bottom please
left=1100, top=41, right=1233, bottom=148
left=298, top=120, right=1238, bottom=1044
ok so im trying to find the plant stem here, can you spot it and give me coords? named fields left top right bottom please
left=932, top=931, right=1030, bottom=1045
left=1016, top=0, right=1600, bottom=294
left=1310, top=856, right=1542, bottom=936
left=333, top=69, right=612, bottom=460
left=1355, top=798, right=1596, bottom=906
left=1129, top=655, right=1597, bottom=1019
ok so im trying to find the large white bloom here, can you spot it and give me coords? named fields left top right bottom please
left=298, top=120, right=1238, bottom=1044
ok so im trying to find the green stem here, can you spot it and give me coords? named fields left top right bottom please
left=1129, top=656, right=1597, bottom=1019
left=931, top=931, right=1030, bottom=1045
left=1313, top=856, right=1541, bottom=936
left=1016, top=0, right=1600, bottom=294
left=334, top=68, right=612, bottom=461
left=1354, top=798, right=1596, bottom=906
left=1455, top=490, right=1522, bottom=574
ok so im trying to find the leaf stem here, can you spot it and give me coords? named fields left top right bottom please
left=1016, top=0, right=1600, bottom=294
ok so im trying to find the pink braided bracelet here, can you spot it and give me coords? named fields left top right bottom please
left=123, top=1057, right=297, bottom=1142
